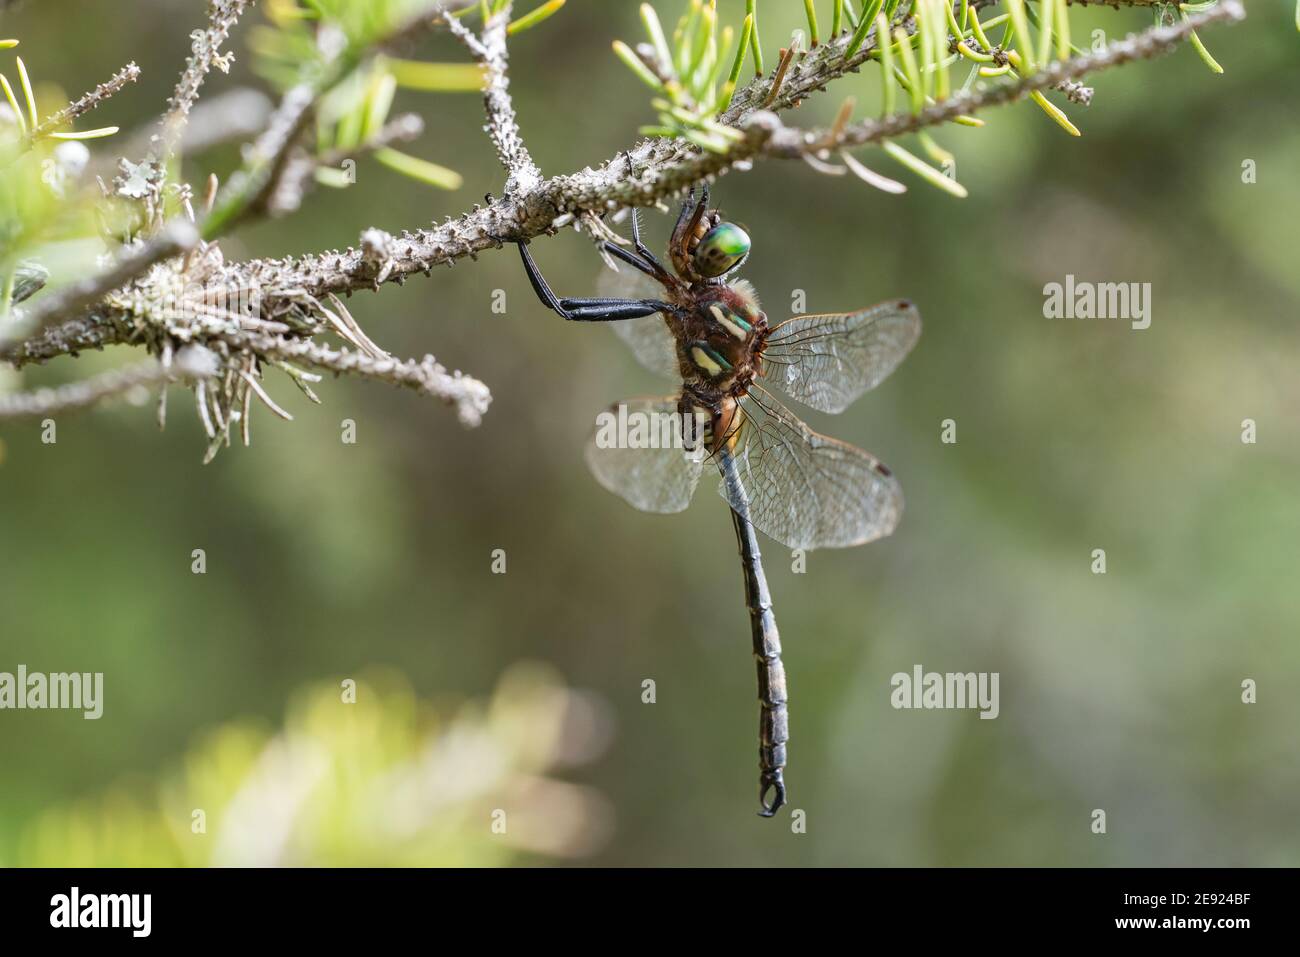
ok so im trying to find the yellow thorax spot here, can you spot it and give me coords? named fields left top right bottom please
left=690, top=342, right=730, bottom=376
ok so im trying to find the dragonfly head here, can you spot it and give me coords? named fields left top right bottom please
left=692, top=221, right=751, bottom=279
left=670, top=187, right=750, bottom=281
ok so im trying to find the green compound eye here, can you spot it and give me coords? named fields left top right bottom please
left=693, top=222, right=750, bottom=278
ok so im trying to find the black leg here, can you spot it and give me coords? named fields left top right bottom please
left=518, top=241, right=566, bottom=314
left=600, top=208, right=672, bottom=282
left=619, top=150, right=667, bottom=270
left=559, top=299, right=672, bottom=321
left=517, top=242, right=672, bottom=322
left=601, top=241, right=661, bottom=279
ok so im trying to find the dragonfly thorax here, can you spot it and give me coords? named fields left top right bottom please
left=675, top=281, right=767, bottom=393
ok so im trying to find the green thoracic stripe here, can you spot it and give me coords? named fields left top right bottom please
left=691, top=341, right=732, bottom=374
left=701, top=344, right=732, bottom=370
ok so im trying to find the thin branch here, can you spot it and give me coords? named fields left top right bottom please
left=29, top=61, right=140, bottom=140
left=724, top=0, right=1165, bottom=123
left=108, top=88, right=274, bottom=171
left=0, top=312, right=128, bottom=366
left=202, top=2, right=474, bottom=238
left=443, top=2, right=541, bottom=196
left=151, top=0, right=255, bottom=167
left=0, top=349, right=213, bottom=419
left=0, top=220, right=198, bottom=348
left=268, top=112, right=425, bottom=220
left=214, top=329, right=493, bottom=427
left=202, top=82, right=316, bottom=236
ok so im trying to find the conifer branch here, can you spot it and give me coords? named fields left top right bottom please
left=0, top=0, right=1252, bottom=452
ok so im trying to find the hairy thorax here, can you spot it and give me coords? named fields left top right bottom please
left=668, top=278, right=767, bottom=451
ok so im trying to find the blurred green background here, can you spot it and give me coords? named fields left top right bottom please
left=1, top=0, right=1297, bottom=866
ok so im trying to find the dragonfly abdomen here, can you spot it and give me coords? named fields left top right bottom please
left=752, top=598, right=789, bottom=812
left=722, top=447, right=789, bottom=817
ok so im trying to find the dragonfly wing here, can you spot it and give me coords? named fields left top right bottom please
left=586, top=396, right=705, bottom=514
left=716, top=392, right=903, bottom=549
left=760, top=300, right=921, bottom=413
left=596, top=263, right=681, bottom=379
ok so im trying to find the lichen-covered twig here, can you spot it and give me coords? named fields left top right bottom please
left=0, top=311, right=127, bottom=366
left=0, top=0, right=1248, bottom=446
left=3, top=0, right=1244, bottom=373
left=57, top=0, right=1210, bottom=325
left=443, top=2, right=542, bottom=196
left=5, top=0, right=1243, bottom=373
left=234, top=1, right=1246, bottom=296
left=112, top=1, right=254, bottom=232
left=0, top=220, right=199, bottom=348
left=151, top=0, right=255, bottom=167
left=29, top=61, right=140, bottom=141
left=0, top=347, right=214, bottom=419
left=214, top=329, right=492, bottom=427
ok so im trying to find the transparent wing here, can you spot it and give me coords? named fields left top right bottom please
left=716, top=390, right=903, bottom=549
left=760, top=300, right=921, bottom=414
left=586, top=396, right=705, bottom=514
left=596, top=264, right=680, bottom=380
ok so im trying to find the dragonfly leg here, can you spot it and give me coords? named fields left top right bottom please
left=672, top=183, right=710, bottom=237
left=559, top=298, right=674, bottom=321
left=668, top=186, right=712, bottom=280
left=629, top=208, right=670, bottom=274
left=517, top=240, right=564, bottom=312
left=618, top=151, right=670, bottom=272
left=517, top=242, right=672, bottom=321
left=601, top=240, right=663, bottom=280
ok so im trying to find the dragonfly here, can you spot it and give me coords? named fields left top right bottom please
left=515, top=186, right=921, bottom=816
